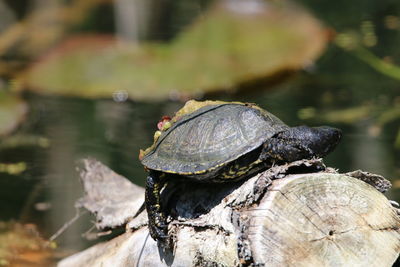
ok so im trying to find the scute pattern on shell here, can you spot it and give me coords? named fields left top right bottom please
left=141, top=104, right=289, bottom=176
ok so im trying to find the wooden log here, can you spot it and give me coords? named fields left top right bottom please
left=58, top=160, right=400, bottom=267
left=242, top=173, right=400, bottom=266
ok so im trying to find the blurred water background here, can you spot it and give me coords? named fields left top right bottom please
left=0, top=0, right=399, bottom=265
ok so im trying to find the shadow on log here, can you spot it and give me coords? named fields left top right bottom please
left=58, top=159, right=400, bottom=267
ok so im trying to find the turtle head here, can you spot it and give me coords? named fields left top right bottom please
left=284, top=126, right=342, bottom=158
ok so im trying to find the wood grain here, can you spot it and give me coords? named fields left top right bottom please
left=58, top=161, right=400, bottom=267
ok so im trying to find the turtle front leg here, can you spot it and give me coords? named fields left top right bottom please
left=145, top=171, right=168, bottom=242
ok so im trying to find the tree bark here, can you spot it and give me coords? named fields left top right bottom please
left=58, top=159, right=400, bottom=267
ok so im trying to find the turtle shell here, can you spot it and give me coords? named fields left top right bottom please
left=141, top=103, right=289, bottom=177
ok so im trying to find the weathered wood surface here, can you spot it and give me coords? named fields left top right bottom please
left=58, top=159, right=400, bottom=267
left=76, top=159, right=145, bottom=229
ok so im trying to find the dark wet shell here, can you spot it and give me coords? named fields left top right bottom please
left=141, top=104, right=289, bottom=175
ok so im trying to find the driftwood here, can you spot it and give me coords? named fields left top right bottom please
left=58, top=159, right=400, bottom=267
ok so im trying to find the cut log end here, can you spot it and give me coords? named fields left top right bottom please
left=245, top=173, right=400, bottom=266
left=58, top=163, right=400, bottom=267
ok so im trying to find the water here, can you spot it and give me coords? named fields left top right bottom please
left=2, top=70, right=398, bottom=254
left=0, top=0, right=399, bottom=262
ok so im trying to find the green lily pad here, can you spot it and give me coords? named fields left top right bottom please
left=18, top=0, right=328, bottom=101
left=0, top=91, right=28, bottom=136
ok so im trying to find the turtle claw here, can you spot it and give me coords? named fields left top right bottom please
left=147, top=211, right=169, bottom=241
left=157, top=230, right=168, bottom=241
left=149, top=224, right=168, bottom=242
left=154, top=221, right=168, bottom=240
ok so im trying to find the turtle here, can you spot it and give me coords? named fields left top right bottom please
left=140, top=101, right=341, bottom=243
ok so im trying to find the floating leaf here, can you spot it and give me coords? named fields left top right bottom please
left=0, top=162, right=27, bottom=175
left=0, top=0, right=113, bottom=76
left=0, top=134, right=50, bottom=149
left=18, top=0, right=329, bottom=101
left=376, top=105, right=400, bottom=126
left=313, top=105, right=371, bottom=124
left=0, top=91, right=28, bottom=136
left=0, top=222, right=53, bottom=266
